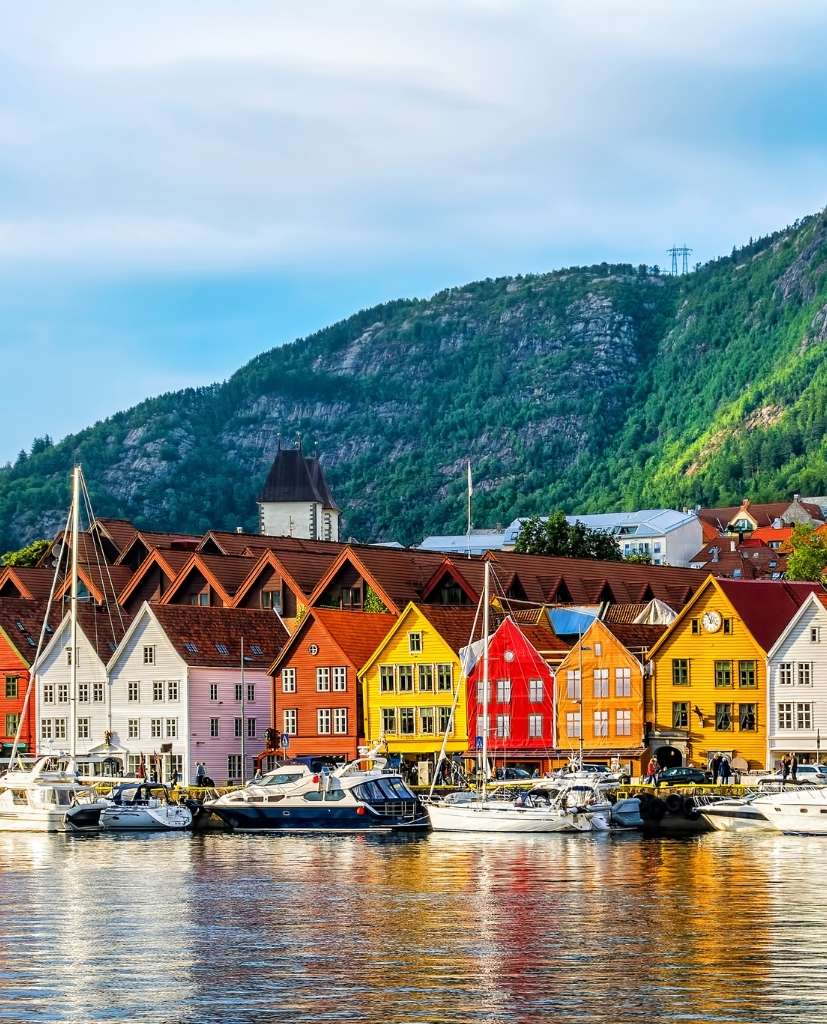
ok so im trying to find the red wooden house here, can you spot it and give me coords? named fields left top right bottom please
left=0, top=599, right=51, bottom=761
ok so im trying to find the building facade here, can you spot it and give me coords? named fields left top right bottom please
left=0, top=599, right=46, bottom=762
left=257, top=443, right=340, bottom=541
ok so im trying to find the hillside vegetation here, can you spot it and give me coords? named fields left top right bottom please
left=2, top=209, right=827, bottom=549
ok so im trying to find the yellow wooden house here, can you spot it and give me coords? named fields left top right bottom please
left=647, top=575, right=820, bottom=771
left=359, top=603, right=475, bottom=777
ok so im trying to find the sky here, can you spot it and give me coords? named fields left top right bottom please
left=1, top=0, right=827, bottom=462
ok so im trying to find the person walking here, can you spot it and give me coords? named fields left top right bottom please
left=719, top=756, right=731, bottom=785
left=791, top=753, right=799, bottom=783
left=195, top=761, right=206, bottom=787
left=781, top=754, right=791, bottom=787
left=645, top=757, right=658, bottom=785
left=711, top=754, right=721, bottom=784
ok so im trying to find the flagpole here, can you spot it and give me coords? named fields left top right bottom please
left=466, top=461, right=473, bottom=559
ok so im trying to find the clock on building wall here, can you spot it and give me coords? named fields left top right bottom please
left=702, top=611, right=722, bottom=633
left=308, top=643, right=319, bottom=655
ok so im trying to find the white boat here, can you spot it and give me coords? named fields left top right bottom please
left=0, top=756, right=86, bottom=832
left=697, top=795, right=773, bottom=832
left=752, top=787, right=827, bottom=834
left=99, top=783, right=192, bottom=831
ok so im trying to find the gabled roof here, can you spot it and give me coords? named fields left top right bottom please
left=602, top=621, right=667, bottom=654
left=148, top=604, right=289, bottom=669
left=198, top=530, right=344, bottom=558
left=91, top=517, right=139, bottom=553
left=34, top=602, right=132, bottom=670
left=463, top=616, right=559, bottom=678
left=0, top=566, right=57, bottom=601
left=768, top=591, right=827, bottom=659
left=309, top=545, right=448, bottom=613
left=698, top=499, right=825, bottom=531
left=715, top=578, right=822, bottom=652
left=0, top=598, right=60, bottom=666
left=115, top=530, right=200, bottom=566
left=159, top=553, right=257, bottom=606
left=415, top=604, right=487, bottom=655
left=258, top=447, right=339, bottom=509
left=419, top=558, right=483, bottom=603
left=270, top=607, right=397, bottom=675
left=116, top=548, right=194, bottom=606
left=231, top=547, right=339, bottom=608
left=54, top=564, right=134, bottom=606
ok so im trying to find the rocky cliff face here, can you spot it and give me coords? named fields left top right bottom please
left=3, top=209, right=827, bottom=550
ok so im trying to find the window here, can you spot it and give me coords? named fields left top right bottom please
left=184, top=642, right=198, bottom=655
left=672, top=702, right=689, bottom=729
left=476, top=679, right=488, bottom=704
left=205, top=683, right=217, bottom=703
left=143, top=646, right=155, bottom=665
left=738, top=661, right=757, bottom=689
left=529, top=679, right=544, bottom=703
left=496, top=679, right=511, bottom=703
left=247, top=718, right=256, bottom=738
left=54, top=719, right=67, bottom=740
left=811, top=626, right=822, bottom=643
left=5, top=713, right=20, bottom=736
left=739, top=704, right=757, bottom=731
left=593, top=710, right=609, bottom=738
left=399, top=708, right=415, bottom=735
left=723, top=619, right=733, bottom=635
left=316, top=667, right=330, bottom=692
left=281, top=668, right=296, bottom=694
left=215, top=643, right=229, bottom=656
left=528, top=713, right=543, bottom=738
left=249, top=643, right=264, bottom=656
left=691, top=618, right=700, bottom=635
left=65, top=646, right=74, bottom=666
left=43, top=684, right=54, bottom=704
left=593, top=642, right=602, bottom=657
left=77, top=717, right=90, bottom=739
left=379, top=666, right=395, bottom=693
left=420, top=708, right=435, bottom=735
left=616, top=710, right=632, bottom=736
left=57, top=683, right=68, bottom=704
left=398, top=666, right=414, bottom=692
left=438, top=707, right=453, bottom=735
left=260, top=590, right=279, bottom=611
left=167, top=680, right=179, bottom=702
left=381, top=708, right=396, bottom=734
left=78, top=683, right=89, bottom=703
left=778, top=663, right=793, bottom=686
left=153, top=680, right=164, bottom=702
left=566, top=711, right=581, bottom=738
left=714, top=661, right=732, bottom=688
left=283, top=709, right=297, bottom=735
left=197, top=593, right=210, bottom=607
left=234, top=684, right=243, bottom=702
left=41, top=718, right=53, bottom=740
left=234, top=718, right=243, bottom=738
left=797, top=703, right=813, bottom=730
left=437, top=665, right=453, bottom=692
left=332, top=667, right=347, bottom=692
left=227, top=755, right=242, bottom=783
left=418, top=665, right=434, bottom=692
left=495, top=714, right=511, bottom=738
left=333, top=708, right=348, bottom=735
left=566, top=670, right=581, bottom=700
left=341, top=586, right=362, bottom=609
left=93, top=681, right=104, bottom=703
left=408, top=632, right=423, bottom=654
left=672, top=659, right=689, bottom=686
left=165, top=718, right=177, bottom=738
left=615, top=668, right=631, bottom=697
left=245, top=684, right=255, bottom=703
left=715, top=703, right=733, bottom=731
left=778, top=703, right=794, bottom=729
left=798, top=662, right=813, bottom=687
left=209, top=718, right=219, bottom=738
left=127, top=681, right=140, bottom=702
left=150, top=718, right=162, bottom=738
left=128, top=718, right=140, bottom=739
left=593, top=669, right=609, bottom=698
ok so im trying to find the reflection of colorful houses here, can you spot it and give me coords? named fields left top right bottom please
left=465, top=617, right=557, bottom=774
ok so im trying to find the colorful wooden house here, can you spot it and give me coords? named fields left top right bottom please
left=359, top=604, right=477, bottom=781
left=117, top=548, right=194, bottom=612
left=0, top=599, right=50, bottom=761
left=647, top=577, right=820, bottom=771
left=268, top=608, right=397, bottom=763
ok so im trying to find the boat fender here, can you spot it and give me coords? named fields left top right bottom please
left=649, top=798, right=666, bottom=822
left=682, top=797, right=701, bottom=821
left=665, top=794, right=684, bottom=815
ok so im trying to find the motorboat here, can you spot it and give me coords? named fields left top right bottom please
left=751, top=787, right=827, bottom=835
left=98, top=783, right=192, bottom=831
left=206, top=745, right=429, bottom=833
left=695, top=793, right=773, bottom=832
left=0, top=756, right=86, bottom=832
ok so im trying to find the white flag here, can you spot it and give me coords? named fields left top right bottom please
left=467, top=461, right=473, bottom=497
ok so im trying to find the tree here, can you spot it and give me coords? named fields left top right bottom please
left=785, top=524, right=827, bottom=581
left=1, top=538, right=50, bottom=567
left=514, top=512, right=621, bottom=560
left=624, top=551, right=652, bottom=565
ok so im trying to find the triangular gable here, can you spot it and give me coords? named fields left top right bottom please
left=419, top=559, right=480, bottom=604
left=766, top=591, right=823, bottom=660
left=358, top=602, right=427, bottom=677
left=117, top=548, right=181, bottom=607
left=645, top=575, right=751, bottom=659
left=0, top=568, right=32, bottom=599
left=556, top=617, right=645, bottom=675
left=106, top=602, right=188, bottom=674
left=158, top=553, right=234, bottom=607
left=32, top=610, right=109, bottom=677
left=308, top=547, right=398, bottom=614
left=231, top=549, right=310, bottom=609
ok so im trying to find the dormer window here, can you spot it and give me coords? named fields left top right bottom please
left=184, top=641, right=198, bottom=655
left=215, top=643, right=230, bottom=656
left=408, top=632, right=423, bottom=655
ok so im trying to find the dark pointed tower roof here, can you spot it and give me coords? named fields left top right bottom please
left=258, top=446, right=339, bottom=510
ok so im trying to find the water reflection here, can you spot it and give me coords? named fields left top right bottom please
left=0, top=831, right=825, bottom=1022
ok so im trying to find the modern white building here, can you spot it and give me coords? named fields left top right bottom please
left=257, top=442, right=340, bottom=541
left=766, top=591, right=827, bottom=766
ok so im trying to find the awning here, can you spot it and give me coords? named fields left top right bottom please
left=0, top=742, right=28, bottom=753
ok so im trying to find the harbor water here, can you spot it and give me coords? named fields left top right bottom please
left=0, top=830, right=825, bottom=1024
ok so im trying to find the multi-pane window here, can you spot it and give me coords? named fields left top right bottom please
left=127, top=681, right=140, bottom=702
left=567, top=670, right=581, bottom=700
left=153, top=680, right=164, bottom=702
left=234, top=718, right=243, bottom=738
left=714, top=661, right=732, bottom=688
left=234, top=684, right=243, bottom=702
left=715, top=703, right=733, bottom=731
left=420, top=708, right=435, bottom=735
left=797, top=703, right=813, bottom=730
left=57, top=683, right=69, bottom=704
left=283, top=709, right=297, bottom=735
left=281, top=669, right=296, bottom=693
left=43, top=684, right=54, bottom=704
left=723, top=619, right=733, bottom=635
left=739, top=704, right=757, bottom=732
left=593, top=642, right=602, bottom=657
left=332, top=668, right=347, bottom=692
left=615, top=668, right=631, bottom=697
left=65, top=647, right=74, bottom=666
left=93, top=682, right=104, bottom=703
left=528, top=713, right=543, bottom=738
left=495, top=714, right=511, bottom=738
left=593, top=711, right=609, bottom=738
left=77, top=717, right=90, bottom=739
left=778, top=703, right=794, bottom=729
left=316, top=668, right=330, bottom=692
left=209, top=718, right=219, bottom=738
left=437, top=665, right=453, bottom=692
left=379, top=667, right=395, bottom=693
left=738, top=661, right=757, bottom=688
left=54, top=718, right=67, bottom=740
left=566, top=711, right=581, bottom=738
left=616, top=709, right=632, bottom=736
left=333, top=708, right=348, bottom=735
left=41, top=718, right=53, bottom=740
left=317, top=709, right=332, bottom=734
left=496, top=679, right=511, bottom=703
left=399, top=708, right=415, bottom=735
left=209, top=683, right=219, bottom=702
left=168, top=680, right=179, bottom=702
left=778, top=663, right=793, bottom=686
left=150, top=718, right=162, bottom=739
left=593, top=669, right=609, bottom=698
left=418, top=665, right=434, bottom=692
left=476, top=679, right=488, bottom=704
left=128, top=718, right=140, bottom=739
left=672, top=659, right=690, bottom=686
left=227, top=755, right=242, bottom=782
left=529, top=679, right=544, bottom=703
left=246, top=718, right=256, bottom=738
left=78, top=683, right=89, bottom=703
left=811, top=626, right=822, bottom=643
left=381, top=708, right=396, bottom=734
left=246, top=684, right=255, bottom=703
left=798, top=663, right=813, bottom=687
left=143, top=646, right=155, bottom=665
left=438, top=707, right=453, bottom=735
left=672, top=702, right=689, bottom=729
left=398, top=666, right=414, bottom=692
left=165, top=719, right=177, bottom=739
left=4, top=713, right=20, bottom=736
left=408, top=632, right=423, bottom=654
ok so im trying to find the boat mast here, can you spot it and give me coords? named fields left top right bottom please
left=240, top=636, right=246, bottom=784
left=69, top=465, right=80, bottom=762
left=481, top=560, right=490, bottom=801
left=577, top=630, right=584, bottom=771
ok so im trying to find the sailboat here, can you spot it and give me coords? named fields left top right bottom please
left=426, top=563, right=611, bottom=833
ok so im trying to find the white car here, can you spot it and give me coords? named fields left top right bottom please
left=753, top=764, right=827, bottom=787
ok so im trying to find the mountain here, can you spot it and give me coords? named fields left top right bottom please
left=3, top=209, right=827, bottom=550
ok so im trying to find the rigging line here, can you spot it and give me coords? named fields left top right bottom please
left=8, top=502, right=73, bottom=771
left=81, top=473, right=125, bottom=641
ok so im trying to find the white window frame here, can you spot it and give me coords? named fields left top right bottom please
left=408, top=631, right=423, bottom=655
left=566, top=711, right=581, bottom=738
left=77, top=717, right=90, bottom=740
left=153, top=680, right=164, bottom=703
left=333, top=708, right=348, bottom=735
left=495, top=714, right=510, bottom=739
left=246, top=717, right=256, bottom=738
left=128, top=718, right=140, bottom=740
left=283, top=709, right=297, bottom=736
left=528, top=679, right=543, bottom=703
left=43, top=684, right=54, bottom=705
left=127, top=680, right=140, bottom=703
left=316, top=667, right=331, bottom=692
left=496, top=679, right=511, bottom=703
left=332, top=667, right=347, bottom=692
left=77, top=682, right=89, bottom=704
left=379, top=666, right=395, bottom=693
left=150, top=718, right=163, bottom=739
left=615, top=667, right=632, bottom=697
left=528, top=713, right=543, bottom=738
left=317, top=708, right=332, bottom=735
left=567, top=670, right=581, bottom=700
left=167, top=680, right=179, bottom=702
left=616, top=709, right=632, bottom=737
left=209, top=718, right=220, bottom=738
left=593, top=710, right=609, bottom=738
left=209, top=683, right=219, bottom=702
left=381, top=708, right=396, bottom=734
left=778, top=663, right=793, bottom=686
left=93, top=681, right=105, bottom=703
left=797, top=703, right=813, bottom=731
left=281, top=668, right=296, bottom=694
left=798, top=662, right=813, bottom=687
left=593, top=668, right=609, bottom=699
left=143, top=645, right=155, bottom=666
left=165, top=718, right=177, bottom=739
left=777, top=703, right=794, bottom=730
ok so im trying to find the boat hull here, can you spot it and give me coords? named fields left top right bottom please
left=209, top=803, right=430, bottom=833
left=0, top=808, right=68, bottom=832
left=99, top=805, right=192, bottom=831
left=426, top=801, right=601, bottom=833
left=700, top=802, right=772, bottom=832
left=754, top=791, right=827, bottom=834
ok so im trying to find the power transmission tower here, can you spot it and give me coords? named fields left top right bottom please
left=666, top=244, right=693, bottom=275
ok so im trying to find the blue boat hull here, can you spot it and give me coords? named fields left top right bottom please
left=210, top=802, right=431, bottom=833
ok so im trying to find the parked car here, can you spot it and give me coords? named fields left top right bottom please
left=754, top=764, right=827, bottom=787
left=494, top=767, right=532, bottom=780
left=657, top=766, right=710, bottom=786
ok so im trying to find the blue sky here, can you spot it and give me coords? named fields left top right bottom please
left=1, top=0, right=827, bottom=462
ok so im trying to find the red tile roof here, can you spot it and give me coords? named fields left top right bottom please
left=715, top=579, right=824, bottom=651
left=602, top=621, right=667, bottom=654
left=0, top=566, right=57, bottom=600
left=415, top=604, right=489, bottom=654
left=199, top=530, right=345, bottom=558
left=295, top=608, right=397, bottom=672
left=93, top=518, right=139, bottom=553
left=150, top=605, right=288, bottom=668
left=0, top=598, right=62, bottom=665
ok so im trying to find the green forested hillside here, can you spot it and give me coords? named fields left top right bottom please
left=2, top=210, right=827, bottom=549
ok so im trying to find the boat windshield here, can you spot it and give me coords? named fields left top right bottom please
left=353, top=777, right=416, bottom=803
left=260, top=773, right=305, bottom=787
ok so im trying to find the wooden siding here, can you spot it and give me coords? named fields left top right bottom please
left=0, top=632, right=35, bottom=752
